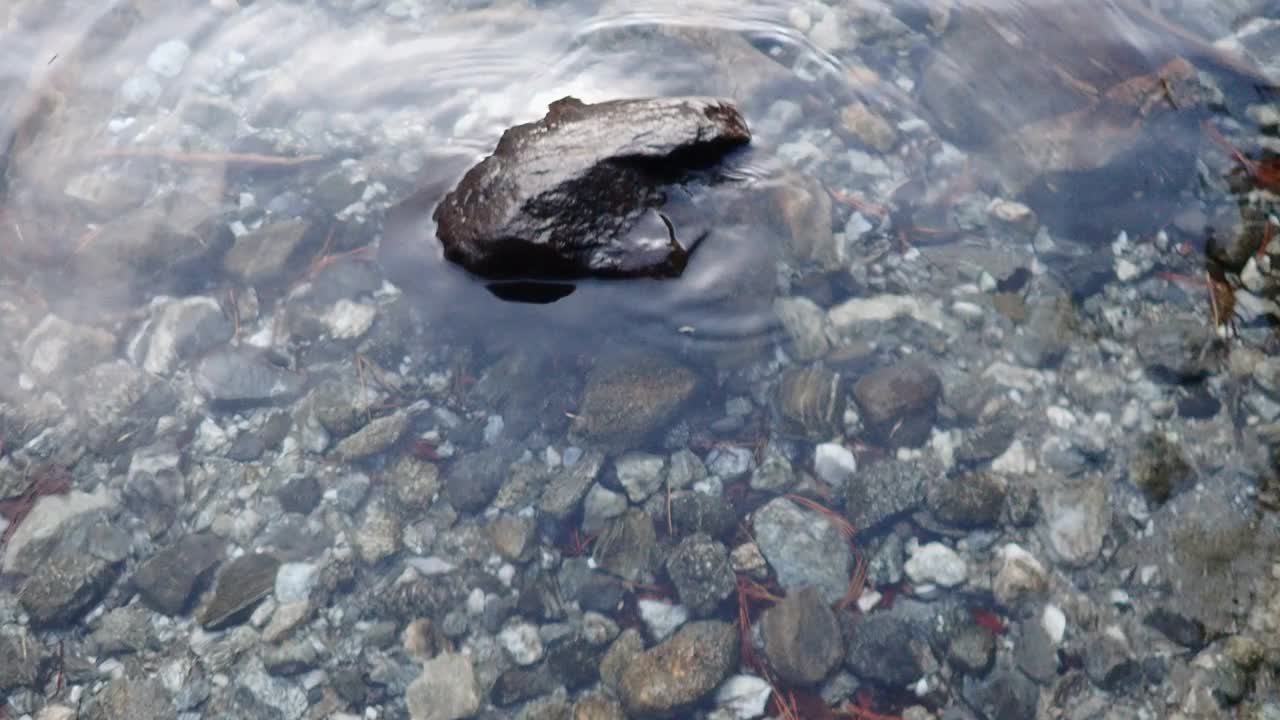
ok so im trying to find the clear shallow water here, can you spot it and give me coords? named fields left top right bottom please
left=1, top=1, right=1279, bottom=718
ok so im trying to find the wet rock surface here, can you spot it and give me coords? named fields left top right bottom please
left=852, top=363, right=942, bottom=447
left=760, top=586, right=844, bottom=685
left=617, top=620, right=738, bottom=716
left=432, top=96, right=751, bottom=280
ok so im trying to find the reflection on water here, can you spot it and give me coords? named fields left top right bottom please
left=0, top=0, right=1279, bottom=718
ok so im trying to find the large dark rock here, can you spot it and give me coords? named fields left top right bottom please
left=432, top=96, right=751, bottom=279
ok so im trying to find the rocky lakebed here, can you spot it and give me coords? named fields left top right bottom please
left=1, top=1, right=1280, bottom=719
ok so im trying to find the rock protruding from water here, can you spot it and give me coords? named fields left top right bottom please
left=433, top=96, right=751, bottom=279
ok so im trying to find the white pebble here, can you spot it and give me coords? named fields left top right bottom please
left=1042, top=605, right=1066, bottom=644
left=147, top=40, right=191, bottom=78
left=813, top=443, right=857, bottom=486
left=904, top=542, right=967, bottom=587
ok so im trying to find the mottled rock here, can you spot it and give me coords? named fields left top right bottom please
left=904, top=542, right=968, bottom=588
left=852, top=363, right=942, bottom=448
left=4, top=487, right=117, bottom=574
left=223, top=218, right=315, bottom=285
left=593, top=510, right=658, bottom=583
left=760, top=587, right=844, bottom=685
left=540, top=449, right=605, bottom=519
left=133, top=534, right=226, bottom=616
left=355, top=499, right=402, bottom=564
left=615, top=452, right=667, bottom=503
left=774, top=296, right=831, bottom=361
left=20, top=549, right=121, bottom=628
left=572, top=354, right=699, bottom=450
left=0, top=629, right=44, bottom=690
left=665, top=533, right=735, bottom=617
left=948, top=624, right=995, bottom=675
left=488, top=515, right=537, bottom=562
left=993, top=544, right=1048, bottom=606
left=332, top=411, right=409, bottom=460
left=198, top=553, right=280, bottom=630
left=433, top=96, right=750, bottom=279
left=131, top=296, right=233, bottom=375
left=21, top=314, right=116, bottom=383
left=1012, top=294, right=1077, bottom=369
left=1128, top=432, right=1192, bottom=504
left=1143, top=607, right=1206, bottom=649
left=926, top=472, right=1007, bottom=528
left=618, top=620, right=739, bottom=717
left=752, top=497, right=853, bottom=604
left=1039, top=476, right=1109, bottom=568
left=601, top=628, right=645, bottom=692
left=666, top=492, right=737, bottom=541
left=845, top=612, right=924, bottom=687
left=444, top=443, right=519, bottom=513
left=194, top=347, right=306, bottom=405
left=386, top=456, right=441, bottom=512
left=776, top=366, right=845, bottom=439
left=844, top=459, right=929, bottom=536
left=839, top=102, right=898, bottom=152
left=90, top=605, right=159, bottom=655
left=572, top=691, right=627, bottom=720
left=85, top=677, right=174, bottom=720
left=961, top=661, right=1039, bottom=720
left=406, top=653, right=481, bottom=720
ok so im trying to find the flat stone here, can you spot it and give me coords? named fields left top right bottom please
left=947, top=623, right=995, bottom=676
left=4, top=487, right=117, bottom=574
left=774, top=296, right=831, bottom=361
left=618, top=620, right=739, bottom=717
left=1127, top=432, right=1192, bottom=504
left=332, top=411, right=409, bottom=460
left=845, top=612, right=924, bottom=688
left=904, top=542, right=968, bottom=588
left=615, top=452, right=667, bottom=503
left=20, top=549, right=121, bottom=628
left=90, top=605, right=159, bottom=655
left=961, top=661, right=1039, bottom=720
left=540, top=449, right=605, bottom=519
left=432, top=96, right=750, bottom=280
left=593, top=510, right=658, bottom=584
left=775, top=366, right=844, bottom=440
left=572, top=354, right=699, bottom=451
left=223, top=218, right=315, bottom=285
left=386, top=455, right=441, bottom=512
left=132, top=296, right=233, bottom=375
left=1039, top=475, right=1109, bottom=568
left=355, top=499, right=402, bottom=564
left=194, top=347, right=306, bottom=405
left=0, top=629, right=44, bottom=690
left=21, top=315, right=117, bottom=383
left=760, top=586, right=844, bottom=686
left=752, top=497, right=852, bottom=605
left=852, top=363, right=942, bottom=448
left=132, top=533, right=225, bottom=616
left=665, top=533, right=735, bottom=617
left=444, top=443, right=519, bottom=514
left=85, top=677, right=174, bottom=720
left=1134, top=318, right=1220, bottom=382
left=844, top=459, right=929, bottom=536
left=926, top=471, right=1007, bottom=528
left=993, top=544, right=1048, bottom=606
left=715, top=674, right=773, bottom=719
left=406, top=653, right=481, bottom=720
left=198, top=553, right=281, bottom=630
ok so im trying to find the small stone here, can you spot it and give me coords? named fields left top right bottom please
left=22, top=315, right=116, bottom=383
left=904, top=542, right=967, bottom=588
left=616, top=452, right=667, bottom=502
left=752, top=498, right=853, bottom=604
left=707, top=446, right=755, bottom=480
left=760, top=587, right=843, bottom=686
left=355, top=500, right=402, bottom=565
left=666, top=534, right=735, bottom=617
left=583, top=484, right=629, bottom=533
left=852, top=363, right=942, bottom=448
left=274, top=562, right=317, bottom=604
left=1015, top=618, right=1059, bottom=683
left=772, top=175, right=839, bottom=270
left=593, top=510, right=658, bottom=583
left=223, top=219, right=314, bottom=285
left=132, top=533, right=225, bottom=616
left=499, top=622, right=545, bottom=665
left=844, top=459, right=928, bottom=535
left=845, top=612, right=924, bottom=687
left=813, top=443, right=857, bottom=487
left=774, top=296, right=831, bottom=360
left=85, top=677, right=174, bottom=720
left=1012, top=294, right=1077, bottom=369
left=618, top=621, right=739, bottom=717
left=1143, top=607, right=1206, bottom=649
left=147, top=40, right=191, bottom=78
left=194, top=348, right=306, bottom=405
left=1128, top=432, right=1192, bottom=504
left=1040, top=476, right=1109, bottom=567
left=987, top=199, right=1036, bottom=232
left=839, top=102, right=899, bottom=152
left=1084, top=628, right=1138, bottom=690
left=948, top=624, right=995, bottom=675
left=571, top=354, right=699, bottom=450
left=134, top=296, right=234, bottom=375
left=444, top=443, right=518, bottom=513
left=488, top=515, right=536, bottom=562
left=715, top=674, right=773, bottom=720
left=263, top=639, right=321, bottom=676
left=197, top=553, right=280, bottom=630
left=776, top=366, right=845, bottom=440
left=667, top=492, right=738, bottom=540
left=386, top=456, right=441, bottom=512
left=539, top=449, right=605, bottom=519
left=961, top=661, right=1039, bottom=720
left=406, top=653, right=481, bottom=720
left=750, top=443, right=795, bottom=493
left=332, top=411, right=409, bottom=460
left=639, top=599, right=690, bottom=641
left=925, top=471, right=1007, bottom=528
left=993, top=544, right=1048, bottom=606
